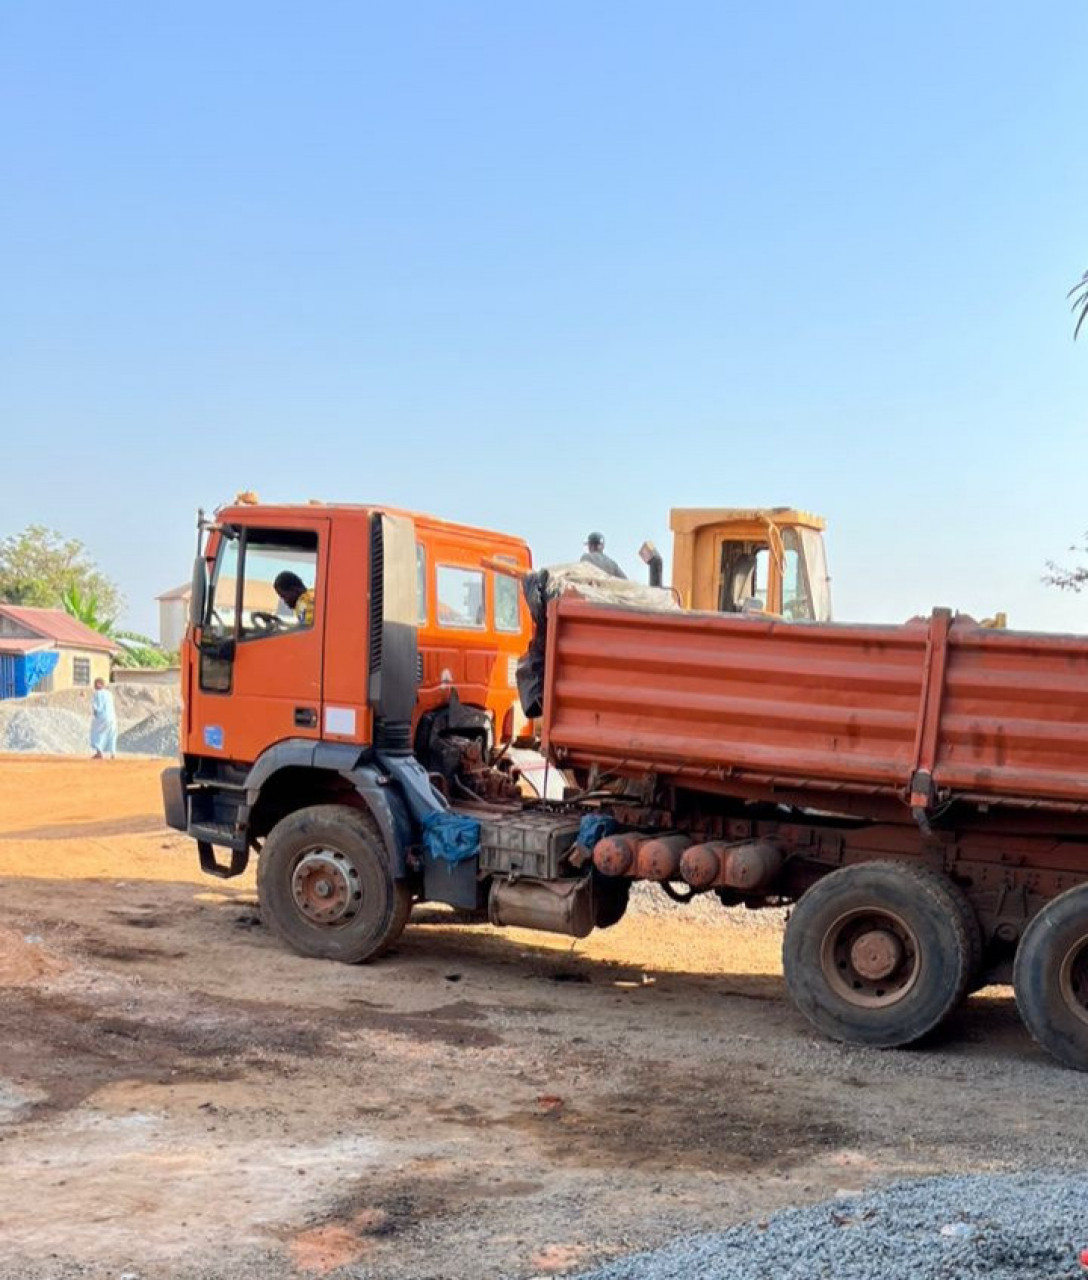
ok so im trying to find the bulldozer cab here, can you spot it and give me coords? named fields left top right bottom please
left=669, top=508, right=832, bottom=621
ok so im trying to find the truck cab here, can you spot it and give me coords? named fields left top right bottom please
left=186, top=500, right=531, bottom=760
left=170, top=501, right=533, bottom=875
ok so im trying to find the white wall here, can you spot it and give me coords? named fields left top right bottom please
left=113, top=666, right=181, bottom=687
left=159, top=598, right=188, bottom=652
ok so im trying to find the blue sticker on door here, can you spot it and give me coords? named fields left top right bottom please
left=204, top=725, right=224, bottom=750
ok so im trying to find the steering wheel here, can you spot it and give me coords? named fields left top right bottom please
left=249, top=611, right=284, bottom=633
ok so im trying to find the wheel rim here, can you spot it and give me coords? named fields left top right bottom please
left=1057, top=933, right=1088, bottom=1027
left=291, top=848, right=361, bottom=926
left=820, top=907, right=920, bottom=1008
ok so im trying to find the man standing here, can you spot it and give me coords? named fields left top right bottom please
left=90, top=677, right=117, bottom=760
left=580, top=532, right=626, bottom=579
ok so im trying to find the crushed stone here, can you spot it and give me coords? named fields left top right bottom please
left=628, top=880, right=788, bottom=929
left=117, top=709, right=182, bottom=757
left=572, top=1173, right=1088, bottom=1280
left=0, top=684, right=180, bottom=758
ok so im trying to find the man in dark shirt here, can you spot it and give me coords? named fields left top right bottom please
left=580, top=532, right=626, bottom=579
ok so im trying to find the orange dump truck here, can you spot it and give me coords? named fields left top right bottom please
left=165, top=504, right=1088, bottom=1071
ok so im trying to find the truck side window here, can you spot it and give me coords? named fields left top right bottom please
left=205, top=534, right=240, bottom=636
left=200, top=532, right=241, bottom=693
left=437, top=566, right=485, bottom=629
left=416, top=544, right=427, bottom=624
left=239, top=531, right=319, bottom=640
left=494, top=562, right=521, bottom=633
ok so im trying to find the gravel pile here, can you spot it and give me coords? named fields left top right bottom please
left=0, top=684, right=181, bottom=758
left=628, top=880, right=788, bottom=930
left=573, top=1173, right=1088, bottom=1280
left=0, top=707, right=90, bottom=755
left=21, top=683, right=179, bottom=716
left=117, top=708, right=180, bottom=756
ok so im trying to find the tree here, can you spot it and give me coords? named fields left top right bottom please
left=60, top=582, right=174, bottom=669
left=60, top=582, right=112, bottom=631
left=0, top=525, right=123, bottom=620
left=1045, top=536, right=1088, bottom=593
left=1042, top=276, right=1088, bottom=591
left=1071, top=270, right=1088, bottom=340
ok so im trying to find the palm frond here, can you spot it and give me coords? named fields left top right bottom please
left=1070, top=271, right=1088, bottom=340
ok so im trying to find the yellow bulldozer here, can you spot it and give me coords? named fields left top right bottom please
left=649, top=507, right=1006, bottom=627
left=642, top=507, right=833, bottom=621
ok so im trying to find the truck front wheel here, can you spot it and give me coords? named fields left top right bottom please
left=783, top=861, right=973, bottom=1049
left=257, top=804, right=411, bottom=963
left=1013, top=883, right=1088, bottom=1072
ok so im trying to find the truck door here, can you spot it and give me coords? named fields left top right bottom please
left=191, top=517, right=331, bottom=764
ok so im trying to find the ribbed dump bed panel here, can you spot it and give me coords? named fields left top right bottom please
left=542, top=599, right=1088, bottom=809
left=938, top=627, right=1088, bottom=803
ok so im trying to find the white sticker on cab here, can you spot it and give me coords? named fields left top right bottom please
left=324, top=706, right=357, bottom=736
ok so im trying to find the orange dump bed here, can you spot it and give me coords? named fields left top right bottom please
left=541, top=598, right=1088, bottom=811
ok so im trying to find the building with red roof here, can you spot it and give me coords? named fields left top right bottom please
left=0, top=604, right=120, bottom=698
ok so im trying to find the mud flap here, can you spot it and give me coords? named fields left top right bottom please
left=161, top=767, right=187, bottom=832
left=423, top=853, right=481, bottom=910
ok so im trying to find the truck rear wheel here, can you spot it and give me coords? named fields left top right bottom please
left=783, top=861, right=973, bottom=1049
left=1013, top=883, right=1088, bottom=1072
left=257, top=804, right=411, bottom=964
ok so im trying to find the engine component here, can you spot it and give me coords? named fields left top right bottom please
left=488, top=875, right=595, bottom=938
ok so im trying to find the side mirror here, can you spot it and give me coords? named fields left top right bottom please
left=190, top=556, right=208, bottom=630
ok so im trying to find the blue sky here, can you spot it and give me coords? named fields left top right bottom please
left=2, top=1, right=1086, bottom=637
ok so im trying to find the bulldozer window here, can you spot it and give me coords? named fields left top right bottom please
left=799, top=527, right=832, bottom=622
left=751, top=549, right=769, bottom=610
left=718, top=542, right=762, bottom=612
left=781, top=529, right=815, bottom=621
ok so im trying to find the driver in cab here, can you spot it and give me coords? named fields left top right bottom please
left=273, top=571, right=315, bottom=627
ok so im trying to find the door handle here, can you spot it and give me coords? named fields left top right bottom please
left=294, top=706, right=318, bottom=728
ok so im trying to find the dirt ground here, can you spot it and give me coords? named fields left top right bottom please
left=0, top=757, right=1083, bottom=1280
